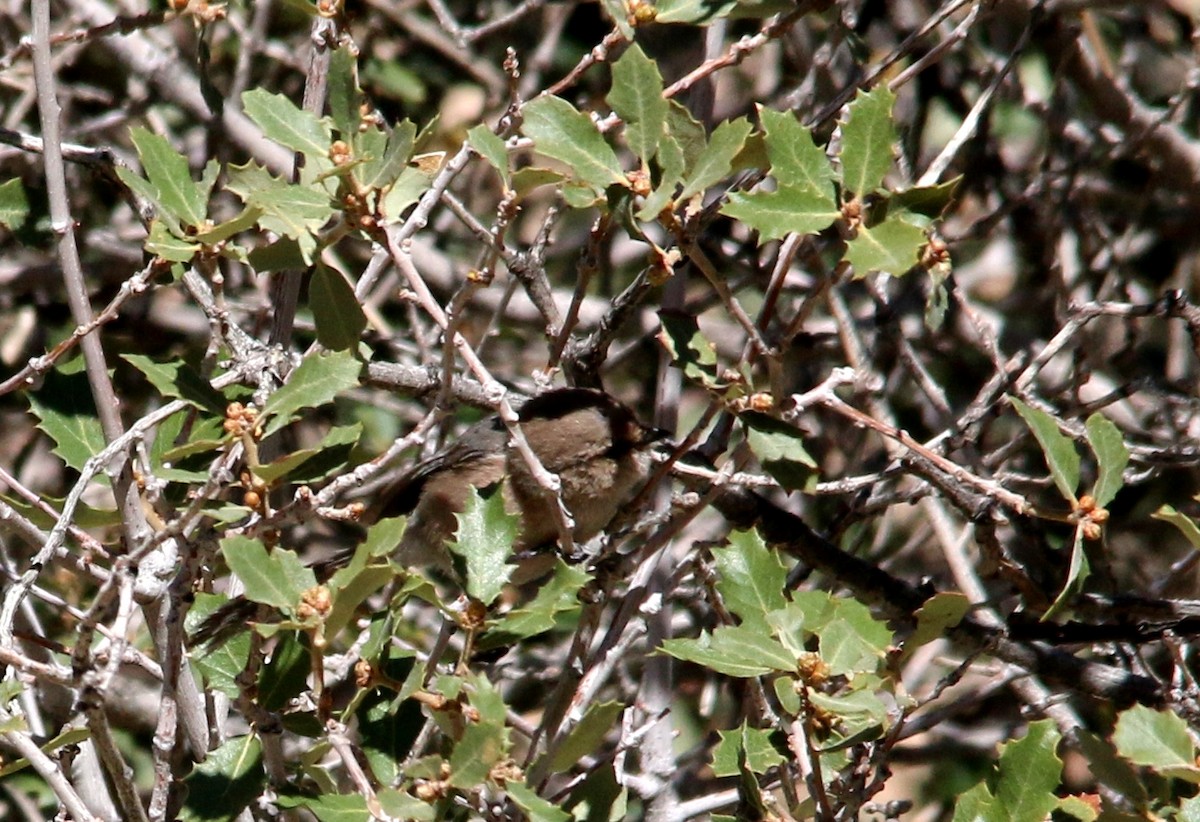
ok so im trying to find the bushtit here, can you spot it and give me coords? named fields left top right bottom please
left=192, top=387, right=664, bottom=645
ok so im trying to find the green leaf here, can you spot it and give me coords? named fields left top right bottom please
left=277, top=791, right=373, bottom=822
left=262, top=350, right=362, bottom=437
left=450, top=486, right=517, bottom=605
left=28, top=368, right=106, bottom=472
left=483, top=559, right=588, bottom=647
left=1085, top=413, right=1128, bottom=508
left=0, top=177, right=29, bottom=229
left=1055, top=796, right=1098, bottom=822
left=226, top=162, right=332, bottom=246
left=1074, top=728, right=1149, bottom=808
left=376, top=788, right=437, bottom=822
left=145, top=220, right=199, bottom=262
left=507, top=782, right=571, bottom=822
left=380, top=164, right=434, bottom=222
left=511, top=167, right=566, bottom=197
left=357, top=121, right=416, bottom=192
left=248, top=236, right=307, bottom=273
left=844, top=216, right=926, bottom=277
left=721, top=186, right=839, bottom=241
left=711, top=722, right=785, bottom=777
left=311, top=265, right=367, bottom=351
left=468, top=124, right=510, bottom=188
left=323, top=562, right=393, bottom=644
left=192, top=205, right=264, bottom=246
left=1010, top=397, right=1081, bottom=502
left=328, top=46, right=361, bottom=138
left=179, top=735, right=264, bottom=822
left=258, top=632, right=311, bottom=711
left=654, top=0, right=738, bottom=23
left=129, top=127, right=207, bottom=227
left=252, top=424, right=362, bottom=484
left=741, top=411, right=818, bottom=491
left=678, top=117, right=753, bottom=203
left=758, top=107, right=835, bottom=197
left=220, top=535, right=316, bottom=614
left=1044, top=527, right=1090, bottom=620
left=994, top=720, right=1062, bottom=821
left=903, top=592, right=970, bottom=660
left=660, top=624, right=795, bottom=677
left=123, top=354, right=225, bottom=414
left=242, top=88, right=331, bottom=159
left=546, top=701, right=623, bottom=773
left=1153, top=505, right=1200, bottom=549
left=816, top=600, right=891, bottom=676
left=608, top=43, right=668, bottom=165
left=892, top=176, right=962, bottom=217
left=448, top=721, right=507, bottom=790
left=713, top=530, right=788, bottom=632
left=186, top=594, right=251, bottom=697
left=658, top=310, right=722, bottom=389
left=523, top=95, right=625, bottom=192
left=838, top=85, right=897, bottom=198
left=1114, top=705, right=1199, bottom=778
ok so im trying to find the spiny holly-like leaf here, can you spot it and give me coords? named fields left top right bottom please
left=448, top=716, right=507, bottom=788
left=145, top=220, right=198, bottom=262
left=609, top=43, right=668, bottom=165
left=252, top=424, right=361, bottom=484
left=451, top=486, right=518, bottom=606
left=262, top=349, right=362, bottom=436
left=658, top=310, right=722, bottom=388
left=220, top=536, right=316, bottom=613
left=277, top=792, right=372, bottom=822
left=123, top=354, right=225, bottom=414
left=128, top=127, right=208, bottom=227
left=186, top=594, right=251, bottom=697
left=311, top=264, right=367, bottom=351
left=711, top=723, right=785, bottom=778
left=660, top=624, right=795, bottom=677
left=1010, top=397, right=1081, bottom=502
left=741, top=411, right=819, bottom=491
left=713, top=530, right=788, bottom=632
left=0, top=178, right=29, bottom=230
left=192, top=206, right=264, bottom=246
left=523, top=95, right=625, bottom=192
left=483, top=560, right=588, bottom=648
left=816, top=599, right=892, bottom=676
left=242, top=88, right=331, bottom=159
left=381, top=164, right=436, bottom=222
left=179, top=734, right=264, bottom=822
left=468, top=124, right=510, bottom=188
left=226, top=162, right=332, bottom=248
left=904, top=592, right=970, bottom=660
left=844, top=215, right=926, bottom=277
left=1085, top=413, right=1128, bottom=508
left=678, top=117, right=753, bottom=203
left=356, top=121, right=416, bottom=192
left=28, top=368, right=106, bottom=473
left=838, top=85, right=898, bottom=198
left=721, top=186, right=840, bottom=241
left=994, top=720, right=1063, bottom=821
left=1114, top=705, right=1200, bottom=778
left=759, top=107, right=835, bottom=197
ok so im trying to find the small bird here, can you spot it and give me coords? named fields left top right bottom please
left=192, top=387, right=665, bottom=645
